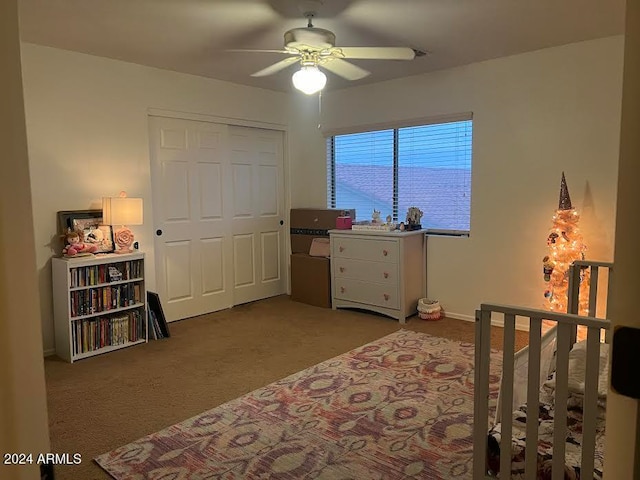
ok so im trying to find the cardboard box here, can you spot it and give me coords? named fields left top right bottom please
left=290, top=253, right=331, bottom=308
left=309, top=238, right=330, bottom=257
left=290, top=208, right=356, bottom=254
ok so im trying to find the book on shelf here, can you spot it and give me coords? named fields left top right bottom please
left=71, top=309, right=145, bottom=355
left=108, top=265, right=123, bottom=282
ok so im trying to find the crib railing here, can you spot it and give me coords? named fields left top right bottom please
left=473, top=260, right=613, bottom=480
left=567, top=260, right=614, bottom=343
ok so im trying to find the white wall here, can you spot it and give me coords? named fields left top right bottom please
left=21, top=44, right=290, bottom=354
left=605, top=0, right=640, bottom=474
left=1, top=3, right=49, bottom=479
left=287, top=94, right=331, bottom=206
left=290, top=36, right=625, bottom=320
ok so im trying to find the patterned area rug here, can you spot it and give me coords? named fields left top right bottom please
left=95, top=330, right=501, bottom=479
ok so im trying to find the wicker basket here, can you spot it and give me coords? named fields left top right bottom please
left=418, top=298, right=442, bottom=321
left=418, top=310, right=443, bottom=321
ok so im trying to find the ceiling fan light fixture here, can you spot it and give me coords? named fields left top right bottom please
left=292, top=65, right=326, bottom=94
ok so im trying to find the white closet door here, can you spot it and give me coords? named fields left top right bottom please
left=229, top=125, right=286, bottom=305
left=149, top=116, right=233, bottom=321
left=149, top=116, right=286, bottom=322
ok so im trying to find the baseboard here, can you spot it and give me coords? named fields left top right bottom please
left=44, top=348, right=56, bottom=357
left=444, top=311, right=530, bottom=332
left=442, top=311, right=475, bottom=323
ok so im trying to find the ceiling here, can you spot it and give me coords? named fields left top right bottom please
left=18, top=0, right=626, bottom=94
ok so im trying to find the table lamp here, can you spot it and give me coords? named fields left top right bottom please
left=102, top=191, right=143, bottom=254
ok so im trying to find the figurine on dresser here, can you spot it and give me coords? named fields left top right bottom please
left=405, top=207, right=423, bottom=231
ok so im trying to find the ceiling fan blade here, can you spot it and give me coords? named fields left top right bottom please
left=334, top=46, right=416, bottom=60
left=251, top=56, right=300, bottom=77
left=321, top=58, right=370, bottom=81
left=227, top=48, right=291, bottom=54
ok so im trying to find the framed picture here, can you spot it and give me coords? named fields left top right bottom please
left=57, top=210, right=115, bottom=253
left=57, top=210, right=101, bottom=236
left=81, top=224, right=115, bottom=253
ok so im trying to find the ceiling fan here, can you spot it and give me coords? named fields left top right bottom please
left=232, top=2, right=422, bottom=94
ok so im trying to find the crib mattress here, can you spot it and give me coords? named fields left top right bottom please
left=486, top=383, right=606, bottom=479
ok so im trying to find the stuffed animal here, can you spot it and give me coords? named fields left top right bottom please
left=62, top=230, right=98, bottom=257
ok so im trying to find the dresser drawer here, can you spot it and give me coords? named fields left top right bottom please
left=332, top=237, right=398, bottom=263
left=329, top=229, right=425, bottom=323
left=332, top=258, right=398, bottom=285
left=333, top=278, right=399, bottom=309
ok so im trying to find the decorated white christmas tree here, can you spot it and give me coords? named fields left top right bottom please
left=542, top=172, right=590, bottom=314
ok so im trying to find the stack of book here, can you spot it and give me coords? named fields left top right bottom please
left=351, top=223, right=396, bottom=232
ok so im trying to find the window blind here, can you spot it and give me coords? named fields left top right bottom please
left=397, top=120, right=472, bottom=232
left=327, top=118, right=472, bottom=234
left=327, top=129, right=395, bottom=222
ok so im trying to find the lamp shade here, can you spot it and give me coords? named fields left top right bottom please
left=292, top=66, right=327, bottom=95
left=102, top=197, right=143, bottom=225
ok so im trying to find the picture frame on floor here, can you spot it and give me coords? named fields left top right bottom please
left=147, top=291, right=170, bottom=339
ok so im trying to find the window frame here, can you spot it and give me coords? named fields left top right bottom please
left=326, top=113, right=473, bottom=236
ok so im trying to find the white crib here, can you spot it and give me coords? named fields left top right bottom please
left=473, top=261, right=613, bottom=479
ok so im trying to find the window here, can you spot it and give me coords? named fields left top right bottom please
left=327, top=116, right=472, bottom=234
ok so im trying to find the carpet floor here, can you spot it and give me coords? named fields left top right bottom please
left=95, top=330, right=502, bottom=479
left=45, top=295, right=528, bottom=480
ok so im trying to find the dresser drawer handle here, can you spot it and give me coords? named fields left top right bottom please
left=339, top=246, right=345, bottom=253
left=383, top=293, right=390, bottom=301
left=383, top=272, right=389, bottom=279
left=339, top=267, right=345, bottom=273
left=340, top=286, right=346, bottom=294
left=382, top=250, right=388, bottom=256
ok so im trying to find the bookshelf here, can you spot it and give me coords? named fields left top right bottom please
left=52, top=252, right=147, bottom=362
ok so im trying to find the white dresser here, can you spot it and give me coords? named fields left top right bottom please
left=329, top=229, right=426, bottom=323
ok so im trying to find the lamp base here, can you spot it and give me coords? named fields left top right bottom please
left=113, top=226, right=135, bottom=254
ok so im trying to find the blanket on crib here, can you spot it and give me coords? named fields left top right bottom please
left=487, top=380, right=606, bottom=479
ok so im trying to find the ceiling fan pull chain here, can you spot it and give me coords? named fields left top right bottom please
left=317, top=90, right=322, bottom=129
